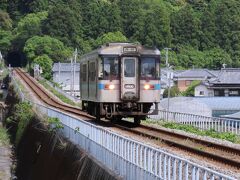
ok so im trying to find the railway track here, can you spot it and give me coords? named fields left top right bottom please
left=14, top=68, right=240, bottom=169
left=14, top=68, right=94, bottom=120
left=114, top=120, right=240, bottom=169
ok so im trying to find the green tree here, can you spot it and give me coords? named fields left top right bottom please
left=80, top=0, right=122, bottom=39
left=199, top=8, right=216, bottom=50
left=33, top=55, right=53, bottom=80
left=43, top=2, right=82, bottom=47
left=215, top=0, right=240, bottom=52
left=171, top=5, right=200, bottom=48
left=118, top=0, right=141, bottom=38
left=181, top=80, right=200, bottom=96
left=0, top=11, right=12, bottom=30
left=13, top=11, right=48, bottom=50
left=213, top=0, right=240, bottom=67
left=19, top=0, right=49, bottom=13
left=132, top=3, right=171, bottom=48
left=74, top=37, right=92, bottom=54
left=0, top=0, right=8, bottom=11
left=0, top=30, right=13, bottom=56
left=169, top=45, right=205, bottom=69
left=163, top=86, right=180, bottom=98
left=23, top=35, right=72, bottom=63
left=132, top=1, right=171, bottom=48
left=203, top=48, right=232, bottom=69
left=95, top=31, right=128, bottom=48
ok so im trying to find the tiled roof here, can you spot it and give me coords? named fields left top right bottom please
left=209, top=68, right=240, bottom=84
left=52, top=63, right=80, bottom=72
left=175, top=69, right=217, bottom=78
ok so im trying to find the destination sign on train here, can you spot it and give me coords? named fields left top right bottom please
left=123, top=47, right=137, bottom=53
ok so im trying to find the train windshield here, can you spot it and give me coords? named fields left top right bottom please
left=103, top=57, right=119, bottom=80
left=141, top=57, right=159, bottom=79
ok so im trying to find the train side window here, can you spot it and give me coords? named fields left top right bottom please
left=89, top=62, right=96, bottom=81
left=82, top=64, right=87, bottom=82
left=98, top=58, right=103, bottom=79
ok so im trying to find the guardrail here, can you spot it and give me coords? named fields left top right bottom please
left=11, top=74, right=236, bottom=180
left=150, top=109, right=240, bottom=135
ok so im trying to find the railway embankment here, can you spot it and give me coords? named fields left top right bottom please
left=0, top=124, right=12, bottom=180
left=0, top=75, right=13, bottom=180
left=5, top=84, right=121, bottom=180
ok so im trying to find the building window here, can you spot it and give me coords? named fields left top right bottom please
left=214, top=90, right=224, bottom=96
left=229, top=90, right=239, bottom=96
left=185, top=80, right=191, bottom=86
left=199, top=91, right=204, bottom=95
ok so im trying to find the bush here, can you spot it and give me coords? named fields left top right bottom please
left=163, top=85, right=180, bottom=98
left=47, top=117, right=64, bottom=132
left=181, top=80, right=200, bottom=97
left=9, top=102, right=34, bottom=145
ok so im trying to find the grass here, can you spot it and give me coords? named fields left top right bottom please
left=144, top=119, right=240, bottom=143
left=0, top=127, right=9, bottom=146
left=47, top=117, right=64, bottom=132
left=38, top=79, right=77, bottom=106
left=14, top=102, right=34, bottom=145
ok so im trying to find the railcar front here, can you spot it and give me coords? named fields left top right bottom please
left=80, top=43, right=160, bottom=124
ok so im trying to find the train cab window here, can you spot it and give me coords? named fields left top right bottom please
left=141, top=57, right=159, bottom=79
left=103, top=57, right=119, bottom=80
left=124, top=58, right=135, bottom=77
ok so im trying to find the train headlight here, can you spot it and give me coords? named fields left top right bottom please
left=144, top=84, right=154, bottom=90
left=105, top=84, right=115, bottom=90
left=109, top=84, right=115, bottom=90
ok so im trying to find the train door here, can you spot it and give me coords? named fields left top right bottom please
left=121, top=57, right=139, bottom=101
left=80, top=63, right=88, bottom=99
left=88, top=61, right=97, bottom=100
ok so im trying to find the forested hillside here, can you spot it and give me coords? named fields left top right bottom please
left=0, top=0, right=239, bottom=70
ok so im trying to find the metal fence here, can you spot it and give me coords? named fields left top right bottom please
left=150, top=109, right=240, bottom=135
left=11, top=74, right=236, bottom=180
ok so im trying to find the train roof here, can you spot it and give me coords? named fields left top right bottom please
left=80, top=43, right=160, bottom=61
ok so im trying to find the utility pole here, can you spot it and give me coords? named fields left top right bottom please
left=73, top=48, right=77, bottom=97
left=70, top=57, right=73, bottom=95
left=167, top=69, right=173, bottom=121
left=164, top=47, right=172, bottom=121
left=0, top=51, right=2, bottom=61
left=58, top=62, right=61, bottom=84
left=164, top=48, right=171, bottom=67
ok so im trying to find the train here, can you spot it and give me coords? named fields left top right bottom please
left=79, top=43, right=161, bottom=124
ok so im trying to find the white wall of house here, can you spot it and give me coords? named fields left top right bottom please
left=195, top=84, right=213, bottom=97
left=53, top=71, right=80, bottom=95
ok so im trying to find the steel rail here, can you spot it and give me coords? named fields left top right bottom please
left=113, top=120, right=240, bottom=168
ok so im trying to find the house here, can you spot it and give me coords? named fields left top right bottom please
left=174, top=69, right=218, bottom=92
left=52, top=62, right=80, bottom=96
left=195, top=68, right=240, bottom=97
